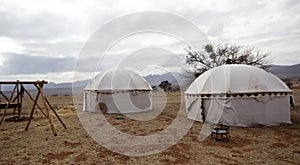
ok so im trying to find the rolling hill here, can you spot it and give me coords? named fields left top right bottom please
left=266, top=64, right=300, bottom=79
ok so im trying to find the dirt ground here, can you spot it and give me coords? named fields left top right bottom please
left=1, top=89, right=300, bottom=164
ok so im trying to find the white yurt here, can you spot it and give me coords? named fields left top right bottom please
left=83, top=69, right=152, bottom=113
left=185, top=64, right=292, bottom=127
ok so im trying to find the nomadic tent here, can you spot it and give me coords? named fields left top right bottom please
left=83, top=69, right=152, bottom=113
left=185, top=64, right=292, bottom=127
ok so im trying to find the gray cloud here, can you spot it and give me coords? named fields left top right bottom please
left=21, top=40, right=84, bottom=57
left=117, top=47, right=185, bottom=69
left=0, top=53, right=75, bottom=74
left=0, top=0, right=299, bottom=82
left=0, top=11, right=69, bottom=40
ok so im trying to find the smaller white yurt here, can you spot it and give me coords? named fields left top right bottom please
left=185, top=64, right=292, bottom=127
left=83, top=69, right=152, bottom=113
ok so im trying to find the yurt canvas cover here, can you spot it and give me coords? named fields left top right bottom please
left=185, top=64, right=292, bottom=127
left=83, top=69, right=152, bottom=113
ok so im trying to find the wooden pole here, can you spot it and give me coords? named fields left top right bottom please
left=20, top=85, right=23, bottom=111
left=10, top=88, right=23, bottom=117
left=45, top=97, right=66, bottom=129
left=21, top=84, right=48, bottom=118
left=36, top=82, right=57, bottom=136
left=0, top=91, right=9, bottom=102
left=11, top=92, right=21, bottom=103
left=12, top=81, right=21, bottom=117
left=0, top=84, right=1, bottom=103
left=0, top=84, right=17, bottom=126
left=25, top=90, right=40, bottom=131
left=16, top=82, right=19, bottom=115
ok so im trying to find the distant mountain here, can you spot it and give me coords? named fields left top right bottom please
left=266, top=64, right=300, bottom=79
left=42, top=72, right=193, bottom=92
left=144, top=72, right=193, bottom=87
left=2, top=63, right=298, bottom=95
left=145, top=72, right=180, bottom=86
left=38, top=64, right=300, bottom=95
left=46, top=79, right=89, bottom=89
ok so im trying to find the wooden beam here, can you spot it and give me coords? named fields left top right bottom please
left=0, top=80, right=48, bottom=85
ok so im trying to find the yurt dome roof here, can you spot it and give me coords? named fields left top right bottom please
left=185, top=64, right=291, bottom=95
left=84, top=69, right=152, bottom=91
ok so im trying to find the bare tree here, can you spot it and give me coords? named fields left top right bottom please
left=185, top=42, right=269, bottom=77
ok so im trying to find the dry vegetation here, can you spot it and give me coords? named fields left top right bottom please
left=1, top=89, right=300, bottom=164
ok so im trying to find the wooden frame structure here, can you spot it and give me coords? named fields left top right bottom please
left=0, top=80, right=66, bottom=136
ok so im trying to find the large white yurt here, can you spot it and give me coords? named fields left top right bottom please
left=83, top=69, right=152, bottom=113
left=185, top=64, right=292, bottom=127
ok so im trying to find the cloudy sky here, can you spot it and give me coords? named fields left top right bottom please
left=0, top=0, right=299, bottom=83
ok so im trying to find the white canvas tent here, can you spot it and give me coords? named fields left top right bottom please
left=83, top=69, right=152, bottom=113
left=185, top=64, right=292, bottom=127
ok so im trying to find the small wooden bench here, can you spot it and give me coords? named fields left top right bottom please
left=211, top=123, right=230, bottom=143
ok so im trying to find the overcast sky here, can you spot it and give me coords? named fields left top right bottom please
left=0, top=0, right=299, bottom=83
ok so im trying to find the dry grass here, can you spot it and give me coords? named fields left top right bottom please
left=0, top=90, right=300, bottom=164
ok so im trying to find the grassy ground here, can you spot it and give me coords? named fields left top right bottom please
left=0, top=89, right=300, bottom=164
